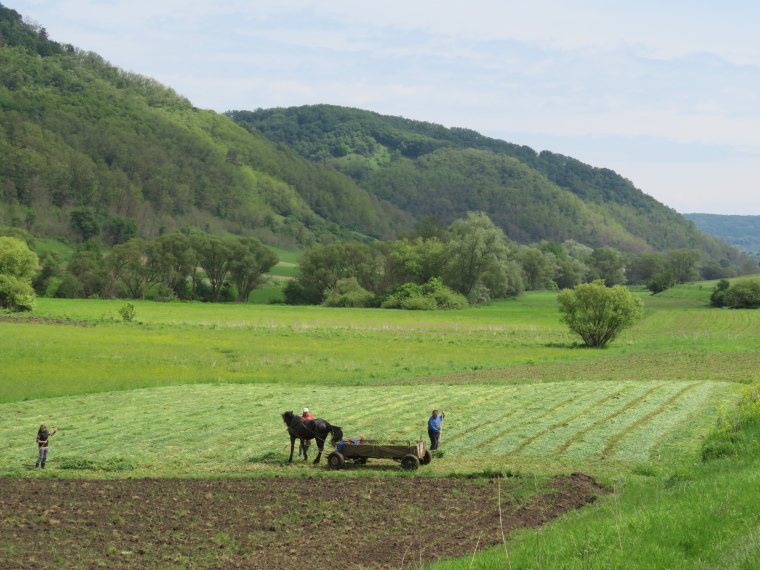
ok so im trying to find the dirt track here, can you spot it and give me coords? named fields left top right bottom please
left=0, top=473, right=608, bottom=569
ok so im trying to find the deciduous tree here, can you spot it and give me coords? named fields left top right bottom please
left=228, top=237, right=279, bottom=302
left=557, top=280, right=643, bottom=348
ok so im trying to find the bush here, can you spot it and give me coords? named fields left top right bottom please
left=647, top=270, right=675, bottom=294
left=381, top=278, right=468, bottom=310
left=283, top=280, right=323, bottom=305
left=323, top=277, right=375, bottom=308
left=724, top=279, right=760, bottom=309
left=557, top=280, right=644, bottom=348
left=710, top=279, right=731, bottom=307
left=118, top=301, right=136, bottom=322
left=0, top=274, right=36, bottom=311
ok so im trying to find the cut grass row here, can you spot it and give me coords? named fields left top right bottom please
left=0, top=381, right=735, bottom=479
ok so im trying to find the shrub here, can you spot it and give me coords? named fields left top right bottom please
left=710, top=279, right=731, bottom=307
left=323, top=277, right=375, bottom=308
left=723, top=279, right=760, bottom=309
left=283, top=280, right=323, bottom=305
left=381, top=278, right=468, bottom=310
left=557, top=280, right=644, bottom=348
left=0, top=274, right=36, bottom=311
left=118, top=301, right=136, bottom=322
left=647, top=270, right=675, bottom=294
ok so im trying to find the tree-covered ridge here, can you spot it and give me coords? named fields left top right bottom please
left=230, top=104, right=744, bottom=264
left=0, top=5, right=410, bottom=245
left=0, top=3, right=64, bottom=57
left=684, top=214, right=760, bottom=259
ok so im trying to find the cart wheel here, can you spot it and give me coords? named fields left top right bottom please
left=420, top=450, right=432, bottom=466
left=401, top=454, right=420, bottom=471
left=327, top=451, right=345, bottom=470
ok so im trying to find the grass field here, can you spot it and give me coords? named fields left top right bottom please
left=1, top=284, right=760, bottom=568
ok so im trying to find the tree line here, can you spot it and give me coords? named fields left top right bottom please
left=282, top=212, right=757, bottom=310
left=30, top=232, right=277, bottom=303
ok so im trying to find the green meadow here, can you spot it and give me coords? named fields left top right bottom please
left=1, top=283, right=760, bottom=568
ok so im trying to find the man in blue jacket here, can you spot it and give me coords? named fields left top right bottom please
left=427, top=409, right=445, bottom=451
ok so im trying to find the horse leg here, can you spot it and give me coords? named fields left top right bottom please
left=288, top=434, right=296, bottom=462
left=313, top=437, right=325, bottom=464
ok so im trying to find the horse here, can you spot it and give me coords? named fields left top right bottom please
left=281, top=411, right=343, bottom=464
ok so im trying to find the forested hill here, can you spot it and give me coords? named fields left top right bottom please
left=0, top=5, right=412, bottom=245
left=684, top=214, right=760, bottom=259
left=229, top=105, right=740, bottom=261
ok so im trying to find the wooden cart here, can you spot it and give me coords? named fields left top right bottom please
left=327, top=439, right=432, bottom=470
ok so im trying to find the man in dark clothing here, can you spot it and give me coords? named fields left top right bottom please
left=427, top=409, right=445, bottom=451
left=36, top=425, right=58, bottom=469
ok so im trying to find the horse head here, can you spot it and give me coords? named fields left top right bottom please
left=330, top=425, right=344, bottom=444
left=281, top=411, right=296, bottom=426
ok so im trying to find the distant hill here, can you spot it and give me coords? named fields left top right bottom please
left=0, top=4, right=411, bottom=245
left=228, top=105, right=744, bottom=264
left=684, top=214, right=760, bottom=259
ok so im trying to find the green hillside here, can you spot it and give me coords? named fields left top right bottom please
left=0, top=5, right=411, bottom=245
left=229, top=104, right=744, bottom=263
left=684, top=213, right=760, bottom=259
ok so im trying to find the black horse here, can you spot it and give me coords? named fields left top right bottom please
left=281, top=411, right=343, bottom=464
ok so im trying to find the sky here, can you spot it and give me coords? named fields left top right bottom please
left=9, top=0, right=760, bottom=215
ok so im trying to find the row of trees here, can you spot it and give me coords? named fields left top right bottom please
left=284, top=212, right=523, bottom=308
left=38, top=233, right=278, bottom=302
left=283, top=212, right=751, bottom=309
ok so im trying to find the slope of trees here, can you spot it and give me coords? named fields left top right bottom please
left=231, top=104, right=753, bottom=273
left=0, top=6, right=411, bottom=247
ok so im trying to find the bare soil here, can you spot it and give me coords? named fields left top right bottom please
left=0, top=473, right=607, bottom=569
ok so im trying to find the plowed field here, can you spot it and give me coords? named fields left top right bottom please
left=0, top=473, right=607, bottom=569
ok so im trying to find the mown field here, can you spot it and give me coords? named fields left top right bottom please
left=1, top=284, right=760, bottom=568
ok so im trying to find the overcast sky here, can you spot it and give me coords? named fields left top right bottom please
left=10, top=0, right=760, bottom=215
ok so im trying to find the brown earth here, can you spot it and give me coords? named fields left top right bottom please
left=0, top=473, right=608, bottom=569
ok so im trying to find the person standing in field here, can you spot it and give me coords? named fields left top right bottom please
left=302, top=408, right=313, bottom=420
left=428, top=409, right=445, bottom=451
left=35, top=425, right=58, bottom=469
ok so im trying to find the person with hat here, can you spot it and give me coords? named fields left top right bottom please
left=427, top=409, right=445, bottom=451
left=302, top=408, right=313, bottom=420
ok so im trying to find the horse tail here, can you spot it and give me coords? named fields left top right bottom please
left=330, top=424, right=343, bottom=444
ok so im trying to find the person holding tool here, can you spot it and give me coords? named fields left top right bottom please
left=427, top=409, right=445, bottom=451
left=35, top=424, right=58, bottom=469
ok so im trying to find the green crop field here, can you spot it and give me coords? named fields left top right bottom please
left=0, top=380, right=733, bottom=479
left=1, top=284, right=760, bottom=568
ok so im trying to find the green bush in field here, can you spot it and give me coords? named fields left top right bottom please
left=710, top=278, right=731, bottom=307
left=646, top=270, right=675, bottom=294
left=0, top=236, right=38, bottom=311
left=711, top=278, right=760, bottom=309
left=118, top=301, right=136, bottom=322
left=557, top=279, right=643, bottom=347
left=724, top=279, right=760, bottom=309
left=381, top=278, right=468, bottom=310
left=323, top=277, right=375, bottom=308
